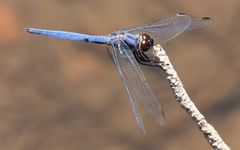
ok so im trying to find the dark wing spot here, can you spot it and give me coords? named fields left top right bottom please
left=202, top=17, right=211, bottom=20
left=178, top=12, right=187, bottom=16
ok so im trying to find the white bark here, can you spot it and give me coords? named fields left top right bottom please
left=152, top=44, right=230, bottom=150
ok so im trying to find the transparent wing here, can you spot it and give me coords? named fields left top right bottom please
left=108, top=45, right=145, bottom=133
left=187, top=17, right=213, bottom=30
left=123, top=13, right=213, bottom=44
left=108, top=41, right=165, bottom=133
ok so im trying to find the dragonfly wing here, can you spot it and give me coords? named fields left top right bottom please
left=108, top=44, right=145, bottom=133
left=124, top=13, right=212, bottom=44
left=109, top=41, right=165, bottom=132
left=124, top=13, right=192, bottom=44
left=186, top=17, right=213, bottom=30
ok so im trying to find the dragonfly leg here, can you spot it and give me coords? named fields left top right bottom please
left=133, top=51, right=160, bottom=67
left=136, top=51, right=150, bottom=62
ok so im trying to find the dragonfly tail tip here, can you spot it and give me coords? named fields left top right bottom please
left=25, top=27, right=32, bottom=33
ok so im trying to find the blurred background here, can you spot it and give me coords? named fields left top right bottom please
left=0, top=0, right=239, bottom=149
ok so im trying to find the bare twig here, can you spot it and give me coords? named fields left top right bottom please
left=152, top=44, right=230, bottom=150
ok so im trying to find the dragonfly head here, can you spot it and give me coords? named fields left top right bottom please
left=138, top=34, right=154, bottom=52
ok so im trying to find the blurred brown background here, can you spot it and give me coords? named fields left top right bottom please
left=0, top=0, right=239, bottom=150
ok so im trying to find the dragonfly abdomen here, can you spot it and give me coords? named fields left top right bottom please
left=25, top=28, right=110, bottom=44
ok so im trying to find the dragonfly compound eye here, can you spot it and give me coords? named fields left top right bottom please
left=138, top=34, right=154, bottom=52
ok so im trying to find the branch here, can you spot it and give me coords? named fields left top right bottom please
left=152, top=44, right=230, bottom=150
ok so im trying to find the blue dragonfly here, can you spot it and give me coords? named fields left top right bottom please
left=26, top=13, right=212, bottom=133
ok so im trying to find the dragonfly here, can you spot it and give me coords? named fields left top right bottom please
left=25, top=13, right=213, bottom=133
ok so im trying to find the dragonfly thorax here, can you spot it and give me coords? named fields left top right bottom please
left=110, top=32, right=128, bottom=42
left=138, top=34, right=154, bottom=52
